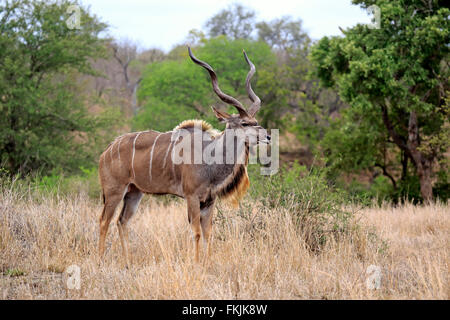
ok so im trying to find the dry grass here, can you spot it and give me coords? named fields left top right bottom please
left=0, top=185, right=448, bottom=300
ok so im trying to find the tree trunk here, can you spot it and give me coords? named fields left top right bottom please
left=400, top=150, right=408, bottom=181
left=381, top=102, right=434, bottom=202
left=406, top=111, right=433, bottom=202
left=130, top=79, right=141, bottom=116
left=416, top=161, right=433, bottom=203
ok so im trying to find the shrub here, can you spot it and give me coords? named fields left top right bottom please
left=247, top=162, right=353, bottom=251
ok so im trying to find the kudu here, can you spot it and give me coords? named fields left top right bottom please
left=98, top=47, right=270, bottom=265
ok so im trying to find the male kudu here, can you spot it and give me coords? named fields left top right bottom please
left=98, top=47, right=270, bottom=265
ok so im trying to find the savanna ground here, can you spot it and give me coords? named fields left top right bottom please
left=0, top=179, right=448, bottom=300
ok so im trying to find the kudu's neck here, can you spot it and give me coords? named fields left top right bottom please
left=204, top=128, right=250, bottom=202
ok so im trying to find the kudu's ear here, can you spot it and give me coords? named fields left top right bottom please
left=211, top=106, right=230, bottom=122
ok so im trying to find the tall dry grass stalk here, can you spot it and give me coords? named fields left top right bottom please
left=0, top=184, right=448, bottom=299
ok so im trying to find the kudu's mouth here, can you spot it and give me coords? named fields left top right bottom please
left=257, top=128, right=271, bottom=145
left=259, top=135, right=271, bottom=144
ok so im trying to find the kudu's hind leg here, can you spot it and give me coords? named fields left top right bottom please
left=186, top=196, right=202, bottom=263
left=98, top=185, right=128, bottom=262
left=200, top=200, right=215, bottom=259
left=117, top=184, right=143, bottom=267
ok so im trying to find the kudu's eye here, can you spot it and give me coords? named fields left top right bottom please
left=241, top=123, right=250, bottom=127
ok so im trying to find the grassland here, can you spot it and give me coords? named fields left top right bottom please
left=0, top=183, right=448, bottom=299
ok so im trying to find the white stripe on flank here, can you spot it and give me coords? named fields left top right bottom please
left=163, top=141, right=174, bottom=168
left=149, top=133, right=162, bottom=181
left=171, top=134, right=181, bottom=178
left=131, top=132, right=142, bottom=179
left=102, top=144, right=112, bottom=168
left=117, top=135, right=125, bottom=163
left=161, top=131, right=174, bottom=168
left=110, top=141, right=114, bottom=164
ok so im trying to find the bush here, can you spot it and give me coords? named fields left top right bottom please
left=342, top=176, right=394, bottom=206
left=247, top=162, right=353, bottom=251
left=433, top=170, right=450, bottom=202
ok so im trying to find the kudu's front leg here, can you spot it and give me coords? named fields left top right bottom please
left=186, top=195, right=201, bottom=263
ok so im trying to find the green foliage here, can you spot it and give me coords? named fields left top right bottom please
left=198, top=37, right=276, bottom=95
left=0, top=0, right=115, bottom=175
left=433, top=170, right=450, bottom=201
left=133, top=98, right=199, bottom=132
left=248, top=162, right=353, bottom=251
left=322, top=106, right=394, bottom=173
left=32, top=166, right=101, bottom=199
left=3, top=268, right=26, bottom=277
left=341, top=176, right=393, bottom=205
left=139, top=59, right=209, bottom=111
left=0, top=165, right=102, bottom=200
left=393, top=175, right=422, bottom=204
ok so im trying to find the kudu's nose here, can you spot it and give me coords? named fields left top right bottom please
left=267, top=135, right=271, bottom=141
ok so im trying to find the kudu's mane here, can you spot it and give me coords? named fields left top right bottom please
left=174, top=119, right=221, bottom=138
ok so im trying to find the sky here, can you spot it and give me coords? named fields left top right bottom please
left=80, top=0, right=373, bottom=52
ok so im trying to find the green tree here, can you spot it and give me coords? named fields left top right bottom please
left=311, top=0, right=449, bottom=201
left=0, top=0, right=112, bottom=174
